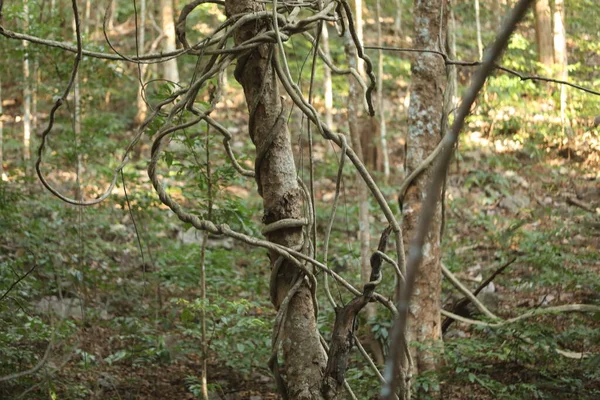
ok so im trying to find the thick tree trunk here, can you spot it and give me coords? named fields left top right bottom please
left=224, top=2, right=327, bottom=399
left=161, top=0, right=180, bottom=83
left=404, top=0, right=447, bottom=390
left=534, top=0, right=554, bottom=66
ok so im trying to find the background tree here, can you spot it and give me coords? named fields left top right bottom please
left=402, top=0, right=447, bottom=385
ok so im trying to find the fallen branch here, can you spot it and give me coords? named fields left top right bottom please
left=442, top=257, right=516, bottom=333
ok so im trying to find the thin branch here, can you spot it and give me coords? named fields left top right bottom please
left=364, top=45, right=600, bottom=97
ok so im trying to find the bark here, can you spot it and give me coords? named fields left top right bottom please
left=404, top=0, right=447, bottom=389
left=224, top=1, right=327, bottom=399
left=161, top=0, right=180, bottom=83
left=534, top=0, right=553, bottom=66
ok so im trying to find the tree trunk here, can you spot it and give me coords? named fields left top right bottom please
left=321, top=23, right=334, bottom=129
left=224, top=1, right=327, bottom=399
left=344, top=28, right=381, bottom=365
left=552, top=0, right=568, bottom=134
left=376, top=0, right=390, bottom=180
left=135, top=0, right=148, bottom=126
left=474, top=0, right=483, bottom=60
left=534, top=0, right=554, bottom=66
left=353, top=0, right=364, bottom=76
left=22, top=0, right=32, bottom=175
left=404, top=0, right=447, bottom=392
left=394, top=0, right=402, bottom=34
left=72, top=6, right=83, bottom=200
left=161, top=0, right=180, bottom=83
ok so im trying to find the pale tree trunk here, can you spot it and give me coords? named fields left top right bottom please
left=394, top=0, right=402, bottom=34
left=353, top=0, right=364, bottom=76
left=344, top=28, right=381, bottom=365
left=73, top=12, right=83, bottom=200
left=135, top=0, right=148, bottom=126
left=552, top=0, right=568, bottom=135
left=107, top=0, right=117, bottom=31
left=449, top=5, right=458, bottom=101
left=22, top=0, right=32, bottom=175
left=474, top=0, right=483, bottom=60
left=224, top=1, right=328, bottom=399
left=321, top=23, right=334, bottom=129
left=84, top=0, right=91, bottom=37
left=404, top=0, right=447, bottom=392
left=534, top=0, right=554, bottom=66
left=161, top=0, right=180, bottom=84
left=376, top=0, right=390, bottom=180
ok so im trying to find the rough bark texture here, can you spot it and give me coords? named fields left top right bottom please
left=534, top=0, right=554, bottom=66
left=404, top=0, right=447, bottom=383
left=224, top=1, right=327, bottom=399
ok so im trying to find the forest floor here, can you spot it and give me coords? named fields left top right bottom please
left=1, top=87, right=600, bottom=400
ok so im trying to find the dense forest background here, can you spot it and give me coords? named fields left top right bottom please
left=0, top=0, right=599, bottom=399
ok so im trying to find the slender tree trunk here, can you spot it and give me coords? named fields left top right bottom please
left=474, top=0, right=483, bottom=60
left=161, top=0, right=180, bottom=84
left=404, top=0, right=447, bottom=392
left=22, top=0, right=32, bottom=175
left=344, top=28, right=381, bottom=366
left=135, top=0, right=148, bottom=126
left=321, top=23, right=334, bottom=129
left=84, top=0, right=91, bottom=37
left=534, top=0, right=554, bottom=66
left=73, top=11, right=83, bottom=200
left=552, top=0, right=568, bottom=135
left=108, top=0, right=117, bottom=31
left=224, top=2, right=328, bottom=399
left=394, top=0, right=402, bottom=34
left=376, top=0, right=390, bottom=180
left=353, top=0, right=364, bottom=76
